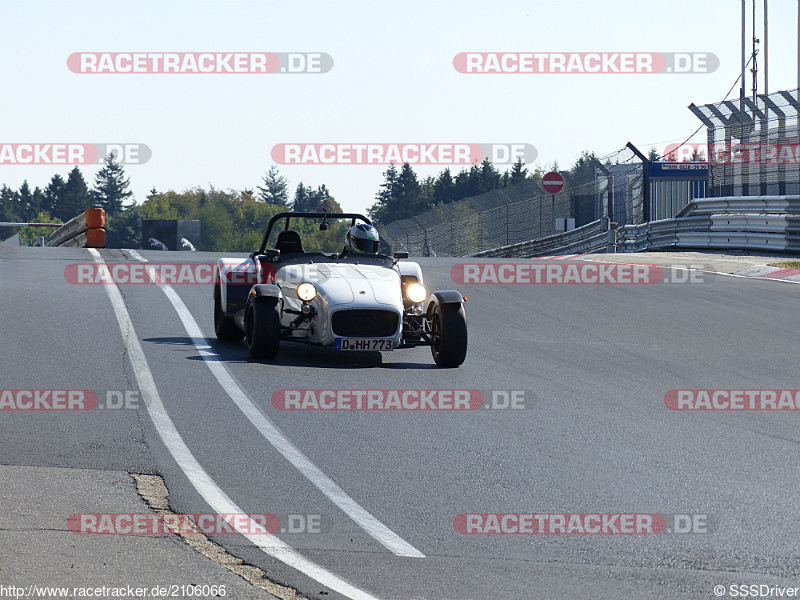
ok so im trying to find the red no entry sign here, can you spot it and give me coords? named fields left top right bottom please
left=542, top=171, right=564, bottom=194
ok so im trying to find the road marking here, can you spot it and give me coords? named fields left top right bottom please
left=126, top=250, right=425, bottom=559
left=89, top=249, right=383, bottom=600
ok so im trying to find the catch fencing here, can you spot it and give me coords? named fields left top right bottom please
left=689, top=89, right=800, bottom=197
left=382, top=172, right=610, bottom=257
left=380, top=145, right=709, bottom=257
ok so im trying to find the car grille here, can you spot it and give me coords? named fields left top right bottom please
left=331, top=310, right=399, bottom=337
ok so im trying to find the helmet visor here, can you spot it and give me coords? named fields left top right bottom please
left=352, top=236, right=380, bottom=254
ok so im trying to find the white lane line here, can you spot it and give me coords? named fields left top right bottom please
left=126, top=250, right=425, bottom=559
left=89, top=249, right=383, bottom=600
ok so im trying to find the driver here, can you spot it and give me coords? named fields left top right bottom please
left=342, top=223, right=380, bottom=256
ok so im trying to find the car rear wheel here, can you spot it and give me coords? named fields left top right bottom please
left=246, top=297, right=281, bottom=359
left=214, top=283, right=244, bottom=341
left=429, top=303, right=467, bottom=367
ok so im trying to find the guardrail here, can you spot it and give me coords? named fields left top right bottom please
left=617, top=196, right=800, bottom=253
left=46, top=208, right=106, bottom=248
left=470, top=218, right=613, bottom=258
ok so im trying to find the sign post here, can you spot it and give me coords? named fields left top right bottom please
left=542, top=172, right=565, bottom=232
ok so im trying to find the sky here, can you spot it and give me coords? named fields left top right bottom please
left=1, top=0, right=798, bottom=216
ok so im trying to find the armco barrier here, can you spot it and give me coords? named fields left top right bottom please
left=470, top=218, right=613, bottom=258
left=617, top=196, right=800, bottom=253
left=46, top=208, right=105, bottom=248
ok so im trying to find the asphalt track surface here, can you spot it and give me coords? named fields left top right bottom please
left=2, top=245, right=800, bottom=599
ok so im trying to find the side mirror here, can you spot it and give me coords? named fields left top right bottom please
left=393, top=251, right=409, bottom=259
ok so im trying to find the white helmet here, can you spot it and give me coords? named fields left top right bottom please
left=346, top=223, right=380, bottom=254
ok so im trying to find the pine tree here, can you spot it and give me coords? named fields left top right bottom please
left=32, top=187, right=46, bottom=219
left=258, top=165, right=289, bottom=206
left=395, top=163, right=421, bottom=216
left=508, top=158, right=528, bottom=185
left=58, top=167, right=92, bottom=221
left=0, top=185, right=20, bottom=223
left=292, top=183, right=315, bottom=212
left=433, top=168, right=454, bottom=205
left=478, top=158, right=501, bottom=193
left=44, top=174, right=66, bottom=219
left=368, top=164, right=399, bottom=225
left=93, top=153, right=132, bottom=216
left=17, top=181, right=34, bottom=221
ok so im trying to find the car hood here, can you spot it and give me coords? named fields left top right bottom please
left=279, top=262, right=401, bottom=308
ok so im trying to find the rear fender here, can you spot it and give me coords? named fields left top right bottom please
left=216, top=258, right=264, bottom=315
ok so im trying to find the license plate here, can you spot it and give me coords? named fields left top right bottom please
left=335, top=338, right=394, bottom=351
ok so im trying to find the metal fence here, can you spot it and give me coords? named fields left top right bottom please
left=690, top=89, right=800, bottom=197
left=382, top=169, right=617, bottom=257
left=380, top=145, right=713, bottom=257
left=382, top=180, right=563, bottom=256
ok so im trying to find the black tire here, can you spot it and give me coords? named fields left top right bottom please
left=429, top=302, right=467, bottom=367
left=245, top=297, right=281, bottom=359
left=214, top=282, right=244, bottom=341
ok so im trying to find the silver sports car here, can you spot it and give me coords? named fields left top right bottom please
left=213, top=211, right=468, bottom=367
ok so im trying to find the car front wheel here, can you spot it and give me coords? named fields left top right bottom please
left=429, top=303, right=467, bottom=367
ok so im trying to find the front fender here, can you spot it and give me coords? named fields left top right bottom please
left=425, top=290, right=465, bottom=314
left=248, top=284, right=282, bottom=302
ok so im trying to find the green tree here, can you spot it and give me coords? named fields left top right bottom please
left=0, top=185, right=20, bottom=231
left=368, top=163, right=399, bottom=225
left=93, top=153, right=133, bottom=216
left=564, top=151, right=599, bottom=190
left=394, top=163, right=422, bottom=215
left=43, top=174, right=66, bottom=218
left=19, top=212, right=62, bottom=246
left=478, top=158, right=501, bottom=192
left=17, top=181, right=39, bottom=221
left=432, top=168, right=455, bottom=205
left=647, top=147, right=660, bottom=162
left=292, top=183, right=315, bottom=212
left=508, top=157, right=528, bottom=186
left=258, top=165, right=289, bottom=206
left=55, top=167, right=92, bottom=221
left=106, top=205, right=143, bottom=249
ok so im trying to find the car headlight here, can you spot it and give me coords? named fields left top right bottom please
left=406, top=282, right=427, bottom=304
left=297, top=282, right=317, bottom=302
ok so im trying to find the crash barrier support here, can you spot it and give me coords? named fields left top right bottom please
left=616, top=196, right=800, bottom=253
left=470, top=218, right=613, bottom=258
left=46, top=208, right=106, bottom=248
